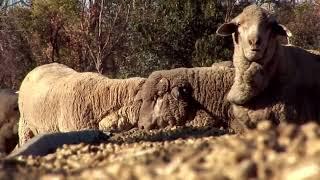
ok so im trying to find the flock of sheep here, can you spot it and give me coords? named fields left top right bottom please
left=1, top=4, right=320, bottom=157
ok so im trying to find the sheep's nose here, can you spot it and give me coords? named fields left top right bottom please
left=248, top=36, right=261, bottom=47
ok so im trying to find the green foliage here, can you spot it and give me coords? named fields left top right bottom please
left=124, top=0, right=233, bottom=76
left=30, top=0, right=81, bottom=63
left=32, top=0, right=80, bottom=21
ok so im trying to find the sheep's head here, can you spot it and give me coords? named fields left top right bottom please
left=216, top=4, right=292, bottom=62
left=138, top=77, right=193, bottom=130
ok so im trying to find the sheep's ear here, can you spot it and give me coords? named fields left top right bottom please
left=171, top=87, right=180, bottom=100
left=272, top=23, right=292, bottom=37
left=157, top=78, right=169, bottom=94
left=216, top=22, right=238, bottom=36
left=134, top=90, right=143, bottom=101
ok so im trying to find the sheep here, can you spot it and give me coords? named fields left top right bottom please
left=18, top=63, right=146, bottom=146
left=0, top=89, right=19, bottom=154
left=138, top=65, right=234, bottom=130
left=215, top=4, right=286, bottom=104
left=230, top=70, right=320, bottom=132
left=216, top=4, right=320, bottom=105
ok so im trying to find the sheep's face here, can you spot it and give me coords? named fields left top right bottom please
left=216, top=4, right=291, bottom=62
left=138, top=78, right=193, bottom=130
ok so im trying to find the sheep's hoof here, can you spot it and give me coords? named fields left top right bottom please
left=99, top=114, right=133, bottom=132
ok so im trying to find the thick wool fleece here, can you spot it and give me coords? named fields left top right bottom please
left=18, top=63, right=145, bottom=145
left=139, top=66, right=234, bottom=129
left=221, top=5, right=320, bottom=105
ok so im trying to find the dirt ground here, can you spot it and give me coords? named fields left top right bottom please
left=1, top=121, right=320, bottom=180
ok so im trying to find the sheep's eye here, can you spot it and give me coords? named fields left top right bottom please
left=181, top=87, right=187, bottom=94
left=179, top=87, right=190, bottom=97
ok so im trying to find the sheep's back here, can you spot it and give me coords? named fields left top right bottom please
left=55, top=73, right=145, bottom=130
left=19, top=63, right=146, bottom=133
left=18, top=63, right=77, bottom=133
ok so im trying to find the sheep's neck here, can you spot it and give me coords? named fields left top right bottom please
left=232, top=41, right=280, bottom=93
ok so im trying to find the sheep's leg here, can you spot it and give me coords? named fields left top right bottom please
left=230, top=104, right=253, bottom=133
left=227, top=82, right=248, bottom=105
left=99, top=112, right=121, bottom=131
left=227, top=79, right=254, bottom=105
left=99, top=105, right=137, bottom=132
left=99, top=112, right=133, bottom=132
left=227, top=62, right=267, bottom=105
left=18, top=117, right=34, bottom=146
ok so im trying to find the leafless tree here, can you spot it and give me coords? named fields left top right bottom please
left=224, top=0, right=238, bottom=22
left=1, top=0, right=30, bottom=10
left=0, top=10, right=33, bottom=89
left=79, top=0, right=131, bottom=75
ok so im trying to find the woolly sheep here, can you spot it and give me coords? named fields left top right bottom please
left=0, top=89, right=19, bottom=154
left=138, top=65, right=234, bottom=130
left=216, top=4, right=302, bottom=105
left=18, top=63, right=145, bottom=146
left=230, top=72, right=320, bottom=132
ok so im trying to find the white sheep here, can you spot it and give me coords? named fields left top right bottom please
left=138, top=65, right=234, bottom=130
left=216, top=4, right=320, bottom=105
left=18, top=63, right=145, bottom=146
